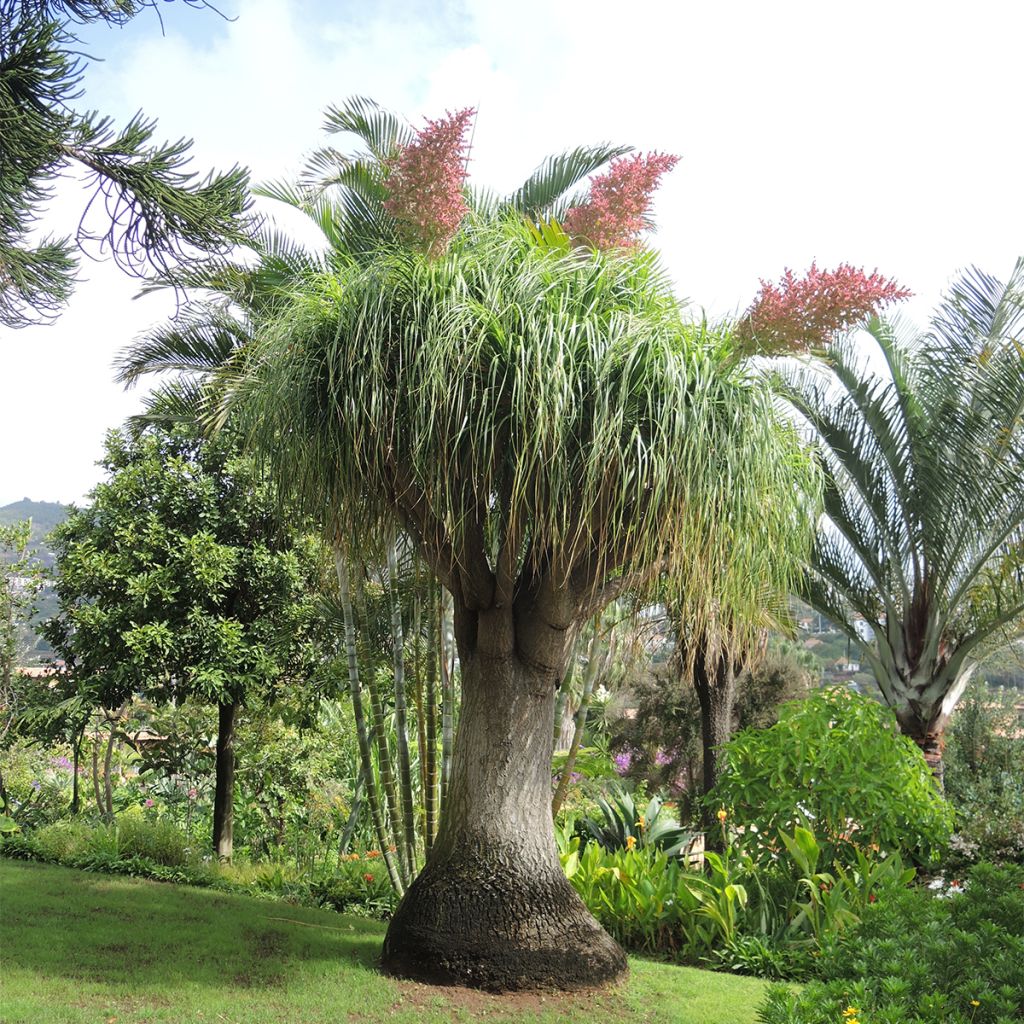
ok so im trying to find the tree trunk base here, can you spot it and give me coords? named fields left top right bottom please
left=381, top=845, right=627, bottom=992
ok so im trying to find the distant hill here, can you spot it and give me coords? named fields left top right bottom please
left=0, top=498, right=69, bottom=566
left=1, top=498, right=70, bottom=663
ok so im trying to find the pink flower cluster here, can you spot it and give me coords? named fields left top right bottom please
left=383, top=108, right=475, bottom=257
left=738, top=263, right=911, bottom=355
left=563, top=152, right=680, bottom=251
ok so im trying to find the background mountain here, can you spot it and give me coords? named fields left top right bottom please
left=1, top=498, right=70, bottom=663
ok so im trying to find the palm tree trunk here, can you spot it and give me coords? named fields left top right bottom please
left=691, top=644, right=736, bottom=834
left=382, top=605, right=626, bottom=991
left=333, top=546, right=405, bottom=895
left=894, top=708, right=946, bottom=789
left=213, top=700, right=237, bottom=860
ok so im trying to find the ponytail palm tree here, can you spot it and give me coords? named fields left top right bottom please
left=122, top=98, right=815, bottom=990
left=776, top=262, right=1024, bottom=782
left=223, top=213, right=813, bottom=989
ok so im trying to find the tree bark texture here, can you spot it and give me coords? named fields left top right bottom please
left=213, top=700, right=237, bottom=861
left=895, top=708, right=945, bottom=790
left=692, top=649, right=735, bottom=834
left=382, top=607, right=626, bottom=991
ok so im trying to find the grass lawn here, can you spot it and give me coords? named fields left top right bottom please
left=1, top=858, right=772, bottom=1023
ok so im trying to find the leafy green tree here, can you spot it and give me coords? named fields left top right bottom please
left=0, top=0, right=250, bottom=328
left=775, top=263, right=1024, bottom=783
left=44, top=422, right=328, bottom=858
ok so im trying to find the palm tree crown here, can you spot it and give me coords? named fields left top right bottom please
left=776, top=261, right=1024, bottom=777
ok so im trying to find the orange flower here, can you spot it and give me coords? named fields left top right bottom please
left=717, top=808, right=728, bottom=823
left=625, top=835, right=637, bottom=851
left=367, top=850, right=381, bottom=859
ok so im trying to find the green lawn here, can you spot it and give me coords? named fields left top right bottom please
left=1, top=858, right=772, bottom=1023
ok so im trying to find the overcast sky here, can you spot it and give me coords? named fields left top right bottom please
left=3, top=0, right=1023, bottom=506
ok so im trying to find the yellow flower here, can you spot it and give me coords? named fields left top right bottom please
left=842, top=1009, right=859, bottom=1018
left=625, top=835, right=637, bottom=851
left=971, top=1000, right=980, bottom=1007
left=636, top=816, right=646, bottom=830
left=717, top=808, right=728, bottom=823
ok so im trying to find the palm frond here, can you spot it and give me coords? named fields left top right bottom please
left=503, top=144, right=633, bottom=219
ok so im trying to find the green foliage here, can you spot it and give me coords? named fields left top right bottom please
left=45, top=423, right=330, bottom=713
left=0, top=1, right=251, bottom=327
left=559, top=818, right=915, bottom=975
left=756, top=862, right=1024, bottom=1024
left=944, top=680, right=1024, bottom=866
left=579, top=782, right=698, bottom=858
left=228, top=209, right=816, bottom=651
left=711, top=687, right=954, bottom=867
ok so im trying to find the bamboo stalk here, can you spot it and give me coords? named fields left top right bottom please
left=439, top=588, right=454, bottom=807
left=333, top=545, right=404, bottom=896
left=338, top=770, right=364, bottom=865
left=551, top=624, right=606, bottom=817
left=424, top=578, right=439, bottom=849
left=412, top=588, right=428, bottom=827
left=386, top=536, right=418, bottom=881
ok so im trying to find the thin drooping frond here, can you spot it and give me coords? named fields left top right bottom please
left=223, top=216, right=813, bottom=641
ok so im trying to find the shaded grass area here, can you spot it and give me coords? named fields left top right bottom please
left=1, top=858, right=771, bottom=1023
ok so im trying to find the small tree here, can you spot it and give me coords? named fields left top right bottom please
left=45, top=422, right=328, bottom=858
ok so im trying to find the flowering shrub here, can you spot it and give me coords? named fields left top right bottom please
left=563, top=152, right=679, bottom=251
left=736, top=263, right=910, bottom=355
left=383, top=108, right=474, bottom=256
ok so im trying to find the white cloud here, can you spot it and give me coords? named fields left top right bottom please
left=3, top=0, right=1022, bottom=504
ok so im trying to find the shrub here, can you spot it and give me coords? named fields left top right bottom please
left=757, top=862, right=1024, bottom=1024
left=26, top=820, right=103, bottom=862
left=711, top=687, right=953, bottom=867
left=578, top=782, right=698, bottom=858
left=559, top=820, right=913, bottom=975
left=944, top=681, right=1024, bottom=868
left=116, top=813, right=191, bottom=866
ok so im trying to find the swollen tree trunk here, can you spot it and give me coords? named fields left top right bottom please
left=382, top=606, right=626, bottom=991
left=213, top=701, right=237, bottom=861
